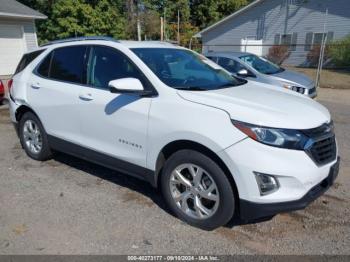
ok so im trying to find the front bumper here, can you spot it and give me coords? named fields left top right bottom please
left=239, top=157, right=340, bottom=220
left=218, top=136, right=339, bottom=220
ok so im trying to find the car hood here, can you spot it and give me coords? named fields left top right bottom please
left=270, top=69, right=314, bottom=88
left=177, top=82, right=330, bottom=129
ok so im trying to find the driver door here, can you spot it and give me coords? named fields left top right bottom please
left=78, top=45, right=153, bottom=168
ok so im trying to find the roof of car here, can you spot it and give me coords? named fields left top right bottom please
left=38, top=37, right=178, bottom=49
left=119, top=40, right=178, bottom=48
left=204, top=51, right=254, bottom=58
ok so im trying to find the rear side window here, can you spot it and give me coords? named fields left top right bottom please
left=49, top=46, right=88, bottom=84
left=15, top=49, right=45, bottom=74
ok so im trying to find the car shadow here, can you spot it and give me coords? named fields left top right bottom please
left=52, top=151, right=273, bottom=229
left=52, top=151, right=172, bottom=216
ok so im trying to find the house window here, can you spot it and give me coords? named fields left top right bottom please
left=305, top=32, right=334, bottom=51
left=274, top=33, right=298, bottom=51
left=281, top=34, right=292, bottom=45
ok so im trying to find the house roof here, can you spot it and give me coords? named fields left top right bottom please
left=194, top=0, right=263, bottom=37
left=0, top=0, right=47, bottom=19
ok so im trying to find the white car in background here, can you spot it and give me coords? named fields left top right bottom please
left=8, top=37, right=338, bottom=230
left=205, top=52, right=317, bottom=98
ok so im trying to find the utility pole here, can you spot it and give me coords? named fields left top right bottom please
left=163, top=6, right=166, bottom=41
left=160, top=17, right=164, bottom=41
left=136, top=0, right=141, bottom=41
left=177, top=9, right=180, bottom=44
left=137, top=18, right=141, bottom=41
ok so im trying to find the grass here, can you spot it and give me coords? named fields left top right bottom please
left=284, top=66, right=350, bottom=89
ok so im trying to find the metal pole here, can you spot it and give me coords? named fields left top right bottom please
left=164, top=6, right=167, bottom=41
left=160, top=17, right=164, bottom=41
left=316, top=8, right=328, bottom=88
left=177, top=10, right=180, bottom=44
left=136, top=0, right=141, bottom=41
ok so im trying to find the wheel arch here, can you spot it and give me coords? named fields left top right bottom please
left=154, top=140, right=240, bottom=201
left=15, top=105, right=39, bottom=122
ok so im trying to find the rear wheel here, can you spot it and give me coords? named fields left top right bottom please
left=19, top=112, right=52, bottom=161
left=161, top=150, right=235, bottom=230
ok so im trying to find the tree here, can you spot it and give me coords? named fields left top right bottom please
left=18, top=0, right=127, bottom=44
left=190, top=0, right=250, bottom=29
left=17, top=0, right=252, bottom=44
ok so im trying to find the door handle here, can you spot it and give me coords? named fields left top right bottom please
left=31, top=83, right=41, bottom=89
left=79, top=93, right=94, bottom=101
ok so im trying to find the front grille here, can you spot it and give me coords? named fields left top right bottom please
left=303, top=122, right=337, bottom=165
left=308, top=87, right=316, bottom=94
left=308, top=136, right=337, bottom=165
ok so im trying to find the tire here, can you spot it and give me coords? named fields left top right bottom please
left=161, top=149, right=235, bottom=230
left=19, top=112, right=52, bottom=161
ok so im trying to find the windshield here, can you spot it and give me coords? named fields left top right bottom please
left=131, top=48, right=244, bottom=90
left=239, top=54, right=284, bottom=75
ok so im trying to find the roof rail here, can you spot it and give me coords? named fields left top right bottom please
left=40, top=36, right=119, bottom=47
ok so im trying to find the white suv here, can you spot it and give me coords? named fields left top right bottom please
left=8, top=37, right=339, bottom=230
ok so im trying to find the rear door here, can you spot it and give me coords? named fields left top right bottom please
left=77, top=45, right=152, bottom=168
left=29, top=45, right=89, bottom=143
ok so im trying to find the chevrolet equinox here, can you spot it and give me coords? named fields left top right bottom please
left=8, top=37, right=339, bottom=230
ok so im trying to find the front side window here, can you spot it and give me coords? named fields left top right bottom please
left=50, top=46, right=88, bottom=84
left=87, top=46, right=146, bottom=89
left=240, top=54, right=284, bottom=75
left=132, top=48, right=243, bottom=91
left=217, top=57, right=245, bottom=73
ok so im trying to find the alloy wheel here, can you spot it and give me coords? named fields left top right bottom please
left=23, top=120, right=42, bottom=154
left=169, top=164, right=220, bottom=219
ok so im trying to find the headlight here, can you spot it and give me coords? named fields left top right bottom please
left=232, top=120, right=309, bottom=150
left=283, top=83, right=306, bottom=94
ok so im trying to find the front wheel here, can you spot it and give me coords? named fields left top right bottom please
left=161, top=150, right=235, bottom=230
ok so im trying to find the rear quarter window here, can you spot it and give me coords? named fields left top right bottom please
left=15, top=49, right=45, bottom=75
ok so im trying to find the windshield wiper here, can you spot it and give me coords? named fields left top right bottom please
left=218, top=80, right=247, bottom=88
left=176, top=86, right=208, bottom=91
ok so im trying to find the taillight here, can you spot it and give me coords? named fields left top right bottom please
left=0, top=80, right=4, bottom=94
left=8, top=79, right=13, bottom=92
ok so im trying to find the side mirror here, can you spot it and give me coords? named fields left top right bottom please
left=237, top=69, right=249, bottom=77
left=108, top=78, right=145, bottom=95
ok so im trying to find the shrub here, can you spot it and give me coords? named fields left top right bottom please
left=329, top=35, right=350, bottom=68
left=306, top=44, right=330, bottom=67
left=267, top=45, right=290, bottom=65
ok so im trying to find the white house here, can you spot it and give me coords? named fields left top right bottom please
left=0, top=0, right=46, bottom=76
left=195, top=0, right=350, bottom=66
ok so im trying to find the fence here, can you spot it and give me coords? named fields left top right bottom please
left=189, top=42, right=350, bottom=89
left=193, top=43, right=350, bottom=70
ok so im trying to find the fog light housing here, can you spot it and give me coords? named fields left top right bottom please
left=254, top=172, right=280, bottom=195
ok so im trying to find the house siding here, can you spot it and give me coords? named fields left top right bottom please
left=201, top=0, right=350, bottom=66
left=0, top=17, right=38, bottom=51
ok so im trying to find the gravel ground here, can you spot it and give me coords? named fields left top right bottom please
left=0, top=88, right=349, bottom=255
